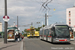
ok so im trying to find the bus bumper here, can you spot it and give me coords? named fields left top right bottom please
left=53, top=38, right=70, bottom=43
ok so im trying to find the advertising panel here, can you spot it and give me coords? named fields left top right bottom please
left=70, top=30, right=74, bottom=40
left=7, top=30, right=14, bottom=39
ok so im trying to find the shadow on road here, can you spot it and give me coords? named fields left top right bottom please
left=0, top=44, right=17, bottom=50
left=40, top=39, right=71, bottom=45
left=51, top=43, right=71, bottom=45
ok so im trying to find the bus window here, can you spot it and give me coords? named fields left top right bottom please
left=51, top=27, right=55, bottom=36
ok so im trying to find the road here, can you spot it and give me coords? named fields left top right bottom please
left=23, top=37, right=75, bottom=50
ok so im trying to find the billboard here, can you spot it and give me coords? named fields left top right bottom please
left=7, top=30, right=14, bottom=39
left=70, top=30, right=74, bottom=40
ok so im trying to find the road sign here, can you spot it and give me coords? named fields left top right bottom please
left=3, top=16, right=9, bottom=22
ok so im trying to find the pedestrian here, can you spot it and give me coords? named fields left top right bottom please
left=16, top=34, right=18, bottom=41
left=22, top=35, right=24, bottom=40
left=17, top=33, right=20, bottom=42
left=20, top=33, right=22, bottom=41
left=15, top=32, right=17, bottom=41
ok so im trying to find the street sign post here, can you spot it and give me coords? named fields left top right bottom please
left=3, top=16, right=9, bottom=22
left=3, top=0, right=8, bottom=44
left=3, top=15, right=9, bottom=44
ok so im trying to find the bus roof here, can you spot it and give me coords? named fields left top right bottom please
left=40, top=23, right=68, bottom=30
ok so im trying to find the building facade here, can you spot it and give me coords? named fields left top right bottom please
left=0, top=22, right=2, bottom=32
left=66, top=7, right=75, bottom=31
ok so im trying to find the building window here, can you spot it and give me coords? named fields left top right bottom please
left=69, top=11, right=71, bottom=13
left=69, top=18, right=71, bottom=21
left=69, top=22, right=71, bottom=24
left=69, top=15, right=70, bottom=17
left=69, top=11, right=71, bottom=17
left=69, top=14, right=71, bottom=16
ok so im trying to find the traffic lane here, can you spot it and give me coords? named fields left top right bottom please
left=38, top=40, right=75, bottom=50
left=24, top=38, right=75, bottom=50
left=24, top=38, right=47, bottom=50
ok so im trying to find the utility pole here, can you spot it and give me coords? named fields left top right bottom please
left=17, top=16, right=18, bottom=30
left=14, top=22, right=15, bottom=27
left=4, top=0, right=7, bottom=44
left=31, top=22, right=33, bottom=26
left=45, top=12, right=48, bottom=26
left=42, top=21, right=43, bottom=27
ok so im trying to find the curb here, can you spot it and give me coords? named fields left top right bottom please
left=20, top=41, right=23, bottom=50
left=23, top=37, right=26, bottom=50
left=23, top=40, right=25, bottom=50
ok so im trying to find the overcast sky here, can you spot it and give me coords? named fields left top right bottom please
left=0, top=0, right=75, bottom=32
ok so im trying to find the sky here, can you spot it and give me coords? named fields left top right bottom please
left=0, top=0, right=75, bottom=32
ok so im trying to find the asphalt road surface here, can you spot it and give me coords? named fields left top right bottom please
left=23, top=38, right=75, bottom=50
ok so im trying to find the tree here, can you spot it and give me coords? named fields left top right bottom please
left=24, top=29, right=30, bottom=34
left=23, top=25, right=45, bottom=33
left=35, top=25, right=45, bottom=31
left=43, top=25, right=45, bottom=27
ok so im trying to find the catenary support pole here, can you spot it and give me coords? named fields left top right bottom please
left=45, top=11, right=48, bottom=26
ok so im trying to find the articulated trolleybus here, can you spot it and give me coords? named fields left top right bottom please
left=40, top=24, right=70, bottom=43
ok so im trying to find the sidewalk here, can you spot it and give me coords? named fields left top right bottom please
left=0, top=38, right=3, bottom=42
left=0, top=41, right=23, bottom=50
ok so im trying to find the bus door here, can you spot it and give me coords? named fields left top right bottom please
left=49, top=29, right=53, bottom=42
left=46, top=29, right=49, bottom=41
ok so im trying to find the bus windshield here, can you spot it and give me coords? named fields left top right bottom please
left=55, top=25, right=69, bottom=38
